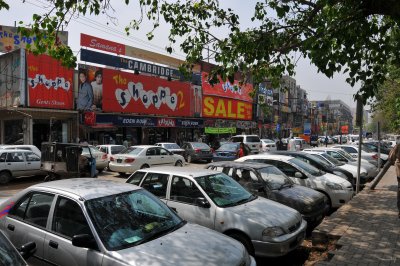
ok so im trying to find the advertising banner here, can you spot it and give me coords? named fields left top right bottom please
left=176, top=119, right=203, bottom=128
left=81, top=33, right=125, bottom=55
left=341, top=125, right=349, bottom=134
left=0, top=25, right=68, bottom=53
left=0, top=49, right=25, bottom=107
left=202, top=95, right=253, bottom=120
left=205, top=127, right=236, bottom=134
left=304, top=122, right=311, bottom=135
left=157, top=118, right=176, bottom=127
left=77, top=64, right=104, bottom=111
left=201, top=72, right=254, bottom=103
left=96, top=114, right=157, bottom=127
left=102, top=68, right=191, bottom=116
left=27, top=53, right=73, bottom=109
left=191, top=85, right=202, bottom=117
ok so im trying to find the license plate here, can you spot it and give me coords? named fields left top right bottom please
left=117, top=159, right=122, bottom=163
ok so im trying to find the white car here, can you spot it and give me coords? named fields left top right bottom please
left=230, top=135, right=261, bottom=154
left=109, top=145, right=184, bottom=175
left=0, top=144, right=41, bottom=156
left=260, top=139, right=277, bottom=152
left=155, top=142, right=185, bottom=156
left=127, top=167, right=307, bottom=257
left=236, top=154, right=354, bottom=210
left=81, top=145, right=108, bottom=173
left=96, top=144, right=126, bottom=166
left=332, top=144, right=388, bottom=167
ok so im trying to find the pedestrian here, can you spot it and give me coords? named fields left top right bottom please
left=389, top=141, right=400, bottom=218
left=276, top=138, right=283, bottom=151
left=237, top=142, right=245, bottom=158
left=123, top=139, right=129, bottom=148
left=288, top=137, right=296, bottom=151
left=325, top=136, right=328, bottom=147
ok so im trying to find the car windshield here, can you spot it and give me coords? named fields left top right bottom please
left=217, top=143, right=238, bottom=151
left=0, top=232, right=26, bottom=266
left=258, top=166, right=293, bottom=190
left=302, top=153, right=332, bottom=168
left=120, top=147, right=143, bottom=155
left=164, top=144, right=180, bottom=149
left=191, top=143, right=210, bottom=149
left=85, top=189, right=184, bottom=251
left=289, top=157, right=322, bottom=176
left=195, top=173, right=255, bottom=207
left=81, top=146, right=100, bottom=154
left=246, top=136, right=260, bottom=142
left=336, top=149, right=355, bottom=161
left=318, top=153, right=344, bottom=166
left=261, top=139, right=274, bottom=143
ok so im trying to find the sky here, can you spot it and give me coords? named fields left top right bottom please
left=2, top=0, right=360, bottom=109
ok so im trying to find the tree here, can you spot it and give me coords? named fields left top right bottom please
left=5, top=0, right=400, bottom=103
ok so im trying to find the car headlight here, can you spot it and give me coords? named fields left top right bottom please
left=332, top=171, right=347, bottom=179
left=262, top=226, right=285, bottom=237
left=326, top=182, right=343, bottom=190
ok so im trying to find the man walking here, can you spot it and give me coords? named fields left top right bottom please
left=389, top=141, right=400, bottom=218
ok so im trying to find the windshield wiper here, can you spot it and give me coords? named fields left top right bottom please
left=224, top=195, right=256, bottom=207
left=134, top=220, right=186, bottom=246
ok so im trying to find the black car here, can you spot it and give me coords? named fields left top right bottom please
left=269, top=150, right=369, bottom=188
left=181, top=142, right=213, bottom=163
left=206, top=161, right=328, bottom=232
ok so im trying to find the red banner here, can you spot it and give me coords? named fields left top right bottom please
left=81, top=33, right=125, bottom=55
left=84, top=111, right=96, bottom=126
left=103, top=69, right=191, bottom=116
left=341, top=125, right=349, bottom=134
left=202, top=95, right=253, bottom=120
left=202, top=72, right=254, bottom=103
left=27, top=53, right=73, bottom=109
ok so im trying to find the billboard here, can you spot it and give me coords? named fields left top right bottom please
left=201, top=72, right=254, bottom=103
left=0, top=25, right=68, bottom=53
left=102, top=68, right=191, bottom=116
left=202, top=95, right=253, bottom=120
left=0, top=49, right=25, bottom=107
left=77, top=64, right=103, bottom=111
left=27, top=53, right=74, bottom=109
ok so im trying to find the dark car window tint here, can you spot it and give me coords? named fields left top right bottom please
left=111, top=146, right=125, bottom=154
left=7, top=152, right=24, bottom=162
left=276, top=162, right=299, bottom=177
left=99, top=147, right=107, bottom=153
left=246, top=136, right=260, bottom=142
left=10, top=193, right=54, bottom=228
left=0, top=153, right=6, bottom=162
left=170, top=176, right=203, bottom=204
left=342, top=147, right=355, bottom=153
left=52, top=197, right=92, bottom=239
left=231, top=137, right=244, bottom=143
left=141, top=173, right=169, bottom=198
left=127, top=172, right=147, bottom=186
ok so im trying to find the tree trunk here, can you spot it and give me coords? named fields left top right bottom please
left=369, top=160, right=392, bottom=190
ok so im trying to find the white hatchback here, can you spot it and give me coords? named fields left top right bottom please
left=236, top=154, right=354, bottom=210
left=109, top=145, right=185, bottom=175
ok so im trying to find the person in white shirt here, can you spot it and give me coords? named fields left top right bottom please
left=288, top=137, right=297, bottom=151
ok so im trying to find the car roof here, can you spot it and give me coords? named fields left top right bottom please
left=0, top=149, right=36, bottom=153
left=97, top=144, right=124, bottom=147
left=207, top=161, right=274, bottom=169
left=155, top=142, right=178, bottom=145
left=241, top=154, right=294, bottom=161
left=130, top=145, right=158, bottom=148
left=136, top=166, right=217, bottom=178
left=29, top=178, right=140, bottom=200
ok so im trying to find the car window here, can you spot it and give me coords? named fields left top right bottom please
left=217, top=143, right=238, bottom=151
left=246, top=136, right=260, bottom=142
left=289, top=158, right=321, bottom=176
left=234, top=169, right=259, bottom=191
left=141, top=173, right=169, bottom=198
left=127, top=171, right=147, bottom=186
left=25, top=152, right=40, bottom=162
left=170, top=176, right=203, bottom=204
left=99, top=147, right=107, bottom=153
left=121, top=147, right=143, bottom=155
left=164, top=144, right=180, bottom=149
left=191, top=143, right=210, bottom=149
left=231, top=136, right=244, bottom=143
left=146, top=148, right=157, bottom=156
left=111, top=146, right=125, bottom=154
left=160, top=148, right=169, bottom=156
left=6, top=152, right=24, bottom=162
left=52, top=197, right=92, bottom=239
left=9, top=192, right=55, bottom=228
left=275, top=161, right=300, bottom=177
left=0, top=153, right=6, bottom=162
left=342, top=147, right=356, bottom=153
left=258, top=166, right=292, bottom=189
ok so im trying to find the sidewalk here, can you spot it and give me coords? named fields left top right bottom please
left=312, top=166, right=400, bottom=265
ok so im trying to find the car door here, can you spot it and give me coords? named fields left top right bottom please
left=145, top=147, right=163, bottom=166
left=159, top=147, right=175, bottom=165
left=167, top=175, right=215, bottom=229
left=44, top=196, right=103, bottom=266
left=275, top=161, right=313, bottom=188
left=5, top=151, right=27, bottom=177
left=24, top=151, right=42, bottom=176
left=140, top=172, right=169, bottom=203
left=4, top=192, right=55, bottom=262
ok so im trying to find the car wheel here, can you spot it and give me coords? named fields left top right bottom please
left=175, top=160, right=183, bottom=167
left=141, top=164, right=150, bottom=169
left=321, top=192, right=332, bottom=213
left=0, top=171, right=11, bottom=184
left=227, top=232, right=254, bottom=256
left=187, top=155, right=192, bottom=163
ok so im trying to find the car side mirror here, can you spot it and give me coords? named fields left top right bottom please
left=72, top=234, right=97, bottom=250
left=195, top=197, right=211, bottom=208
left=256, top=185, right=265, bottom=193
left=294, top=172, right=304, bottom=178
left=18, top=241, right=36, bottom=260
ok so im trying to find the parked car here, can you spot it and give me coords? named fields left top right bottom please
left=127, top=167, right=307, bottom=257
left=206, top=161, right=328, bottom=231
left=260, top=139, right=277, bottom=152
left=212, top=142, right=251, bottom=162
left=363, top=141, right=391, bottom=155
left=0, top=230, right=36, bottom=265
left=310, top=135, right=319, bottom=147
left=155, top=142, right=185, bottom=156
left=109, top=145, right=184, bottom=175
left=181, top=142, right=213, bottom=163
left=0, top=149, right=44, bottom=184
left=0, top=144, right=41, bottom=156
left=82, top=145, right=108, bottom=173
left=236, top=154, right=354, bottom=211
left=96, top=144, right=126, bottom=167
left=0, top=179, right=254, bottom=266
left=293, top=138, right=310, bottom=151
left=270, top=151, right=355, bottom=187
left=229, top=135, right=261, bottom=154
left=332, top=144, right=388, bottom=167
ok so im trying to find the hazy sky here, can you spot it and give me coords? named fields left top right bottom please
left=3, top=0, right=359, bottom=108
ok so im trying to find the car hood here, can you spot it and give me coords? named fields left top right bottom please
left=226, top=197, right=302, bottom=228
left=319, top=172, right=352, bottom=186
left=272, top=185, right=323, bottom=212
left=337, top=164, right=368, bottom=177
left=108, top=223, right=245, bottom=266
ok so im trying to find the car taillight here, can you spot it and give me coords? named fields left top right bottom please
left=110, top=156, right=114, bottom=161
left=125, top=158, right=135, bottom=163
left=195, top=148, right=201, bottom=153
left=372, top=154, right=378, bottom=159
left=102, top=154, right=107, bottom=160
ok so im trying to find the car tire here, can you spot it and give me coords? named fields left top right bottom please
left=141, top=164, right=150, bottom=169
left=206, top=159, right=212, bottom=163
left=187, top=155, right=192, bottom=163
left=175, top=160, right=183, bottom=167
left=320, top=192, right=332, bottom=213
left=227, top=232, right=254, bottom=256
left=0, top=171, right=11, bottom=184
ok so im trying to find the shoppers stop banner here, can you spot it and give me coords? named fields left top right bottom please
left=202, top=72, right=254, bottom=103
left=27, top=53, right=73, bottom=109
left=103, top=68, right=191, bottom=116
left=202, top=95, right=252, bottom=120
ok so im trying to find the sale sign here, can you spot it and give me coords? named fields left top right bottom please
left=103, top=68, right=191, bottom=116
left=27, top=53, right=73, bottom=109
left=202, top=72, right=254, bottom=103
left=202, top=95, right=253, bottom=120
